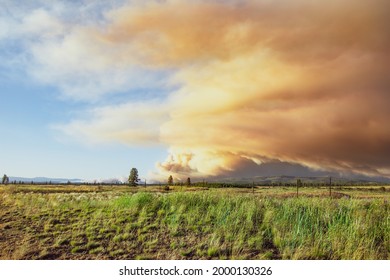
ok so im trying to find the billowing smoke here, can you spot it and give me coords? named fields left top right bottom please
left=17, top=0, right=390, bottom=179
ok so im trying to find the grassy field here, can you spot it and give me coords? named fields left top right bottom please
left=0, top=184, right=389, bottom=260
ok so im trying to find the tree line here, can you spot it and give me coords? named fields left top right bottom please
left=1, top=169, right=387, bottom=188
left=127, top=168, right=191, bottom=187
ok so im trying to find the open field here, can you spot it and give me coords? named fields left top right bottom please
left=0, top=185, right=389, bottom=260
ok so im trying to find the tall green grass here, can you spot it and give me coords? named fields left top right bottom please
left=268, top=198, right=389, bottom=259
left=1, top=190, right=388, bottom=259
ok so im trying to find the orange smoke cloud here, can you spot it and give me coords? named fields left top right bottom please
left=60, top=0, right=390, bottom=179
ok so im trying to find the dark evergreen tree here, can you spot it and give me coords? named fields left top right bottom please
left=2, top=174, right=9, bottom=185
left=128, top=168, right=140, bottom=187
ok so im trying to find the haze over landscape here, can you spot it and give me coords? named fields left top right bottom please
left=1, top=0, right=389, bottom=182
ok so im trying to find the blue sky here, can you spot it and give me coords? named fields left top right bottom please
left=0, top=1, right=169, bottom=181
left=0, top=61, right=167, bottom=180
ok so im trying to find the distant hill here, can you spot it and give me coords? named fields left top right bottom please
left=9, top=177, right=83, bottom=184
left=199, top=160, right=390, bottom=185
left=206, top=175, right=390, bottom=185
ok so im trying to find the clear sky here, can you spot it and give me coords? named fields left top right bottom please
left=1, top=0, right=389, bottom=181
left=0, top=59, right=168, bottom=180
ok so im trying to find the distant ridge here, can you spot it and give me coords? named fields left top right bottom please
left=206, top=175, right=390, bottom=185
left=9, top=177, right=83, bottom=184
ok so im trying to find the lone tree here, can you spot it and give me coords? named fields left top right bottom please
left=167, top=175, right=173, bottom=185
left=2, top=174, right=9, bottom=185
left=186, top=177, right=191, bottom=186
left=128, top=168, right=140, bottom=187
